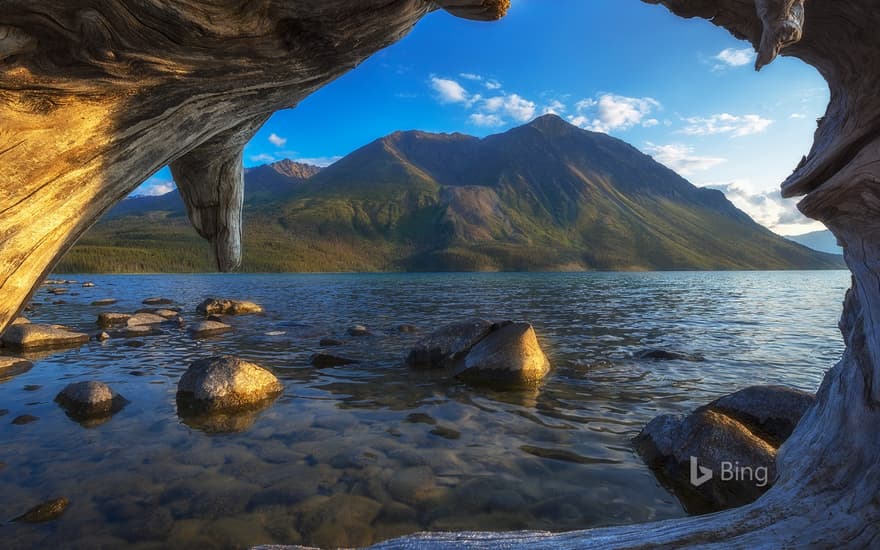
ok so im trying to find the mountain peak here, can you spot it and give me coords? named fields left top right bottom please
left=525, top=113, right=580, bottom=135
left=269, top=159, right=322, bottom=179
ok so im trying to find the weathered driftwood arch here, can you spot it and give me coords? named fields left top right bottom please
left=1, top=0, right=878, bottom=547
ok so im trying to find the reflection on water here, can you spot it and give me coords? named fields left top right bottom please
left=0, top=271, right=848, bottom=548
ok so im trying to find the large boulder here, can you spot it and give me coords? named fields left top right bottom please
left=55, top=381, right=128, bottom=425
left=455, top=322, right=551, bottom=385
left=177, top=356, right=283, bottom=413
left=1, top=324, right=89, bottom=351
left=196, top=298, right=263, bottom=316
left=406, top=319, right=495, bottom=369
left=703, top=385, right=816, bottom=447
left=634, top=409, right=776, bottom=514
left=634, top=385, right=814, bottom=514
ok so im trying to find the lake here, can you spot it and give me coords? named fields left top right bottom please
left=0, top=271, right=849, bottom=549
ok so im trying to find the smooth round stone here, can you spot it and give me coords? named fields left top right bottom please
left=177, top=356, right=283, bottom=413
left=55, top=381, right=128, bottom=422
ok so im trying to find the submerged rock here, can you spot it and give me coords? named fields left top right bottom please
left=0, top=357, right=34, bottom=381
left=142, top=297, right=173, bottom=305
left=636, top=348, right=704, bottom=362
left=11, top=316, right=30, bottom=326
left=47, top=287, right=68, bottom=295
left=13, top=497, right=69, bottom=523
left=703, top=385, right=815, bottom=447
left=136, top=308, right=180, bottom=318
left=319, top=338, right=343, bottom=347
left=82, top=282, right=95, bottom=287
left=406, top=318, right=495, bottom=369
left=55, top=381, right=128, bottom=425
left=635, top=409, right=776, bottom=514
left=124, top=325, right=162, bottom=338
left=95, top=331, right=111, bottom=341
left=90, top=298, right=117, bottom=306
left=196, top=298, right=263, bottom=316
left=127, top=312, right=167, bottom=326
left=398, top=324, right=419, bottom=333
left=1, top=324, right=89, bottom=351
left=11, top=414, right=38, bottom=425
left=177, top=356, right=283, bottom=413
left=456, top=322, right=551, bottom=385
left=189, top=320, right=233, bottom=339
left=310, top=353, right=359, bottom=368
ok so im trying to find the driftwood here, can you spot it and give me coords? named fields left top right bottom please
left=1, top=0, right=878, bottom=547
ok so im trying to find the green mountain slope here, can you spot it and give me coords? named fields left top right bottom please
left=57, top=115, right=843, bottom=273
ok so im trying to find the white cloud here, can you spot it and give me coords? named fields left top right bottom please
left=485, top=79, right=502, bottom=90
left=644, top=143, right=727, bottom=175
left=567, top=94, right=661, bottom=134
left=714, top=48, right=756, bottom=68
left=430, top=76, right=469, bottom=103
left=542, top=100, right=567, bottom=116
left=790, top=113, right=807, bottom=119
left=132, top=177, right=176, bottom=197
left=268, top=133, right=287, bottom=147
left=469, top=113, right=505, bottom=127
left=643, top=118, right=660, bottom=128
left=472, top=93, right=536, bottom=124
left=250, top=153, right=276, bottom=163
left=704, top=180, right=819, bottom=233
left=682, top=113, right=773, bottom=137
left=459, top=73, right=482, bottom=81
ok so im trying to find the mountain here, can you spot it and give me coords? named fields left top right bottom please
left=787, top=229, right=842, bottom=255
left=57, top=115, right=843, bottom=273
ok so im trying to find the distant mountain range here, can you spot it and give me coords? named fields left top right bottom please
left=57, top=115, right=843, bottom=273
left=786, top=230, right=842, bottom=255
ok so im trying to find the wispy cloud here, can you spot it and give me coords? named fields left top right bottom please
left=704, top=180, right=818, bottom=233
left=644, top=143, right=727, bottom=175
left=268, top=133, right=287, bottom=147
left=713, top=47, right=755, bottom=69
left=681, top=113, right=773, bottom=138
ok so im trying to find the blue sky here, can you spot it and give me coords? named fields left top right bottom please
left=136, top=0, right=829, bottom=236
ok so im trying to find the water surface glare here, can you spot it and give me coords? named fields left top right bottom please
left=0, top=271, right=848, bottom=548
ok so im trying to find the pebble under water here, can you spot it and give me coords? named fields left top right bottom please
left=0, top=271, right=849, bottom=549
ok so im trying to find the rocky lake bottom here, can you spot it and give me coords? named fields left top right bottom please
left=0, top=271, right=849, bottom=549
